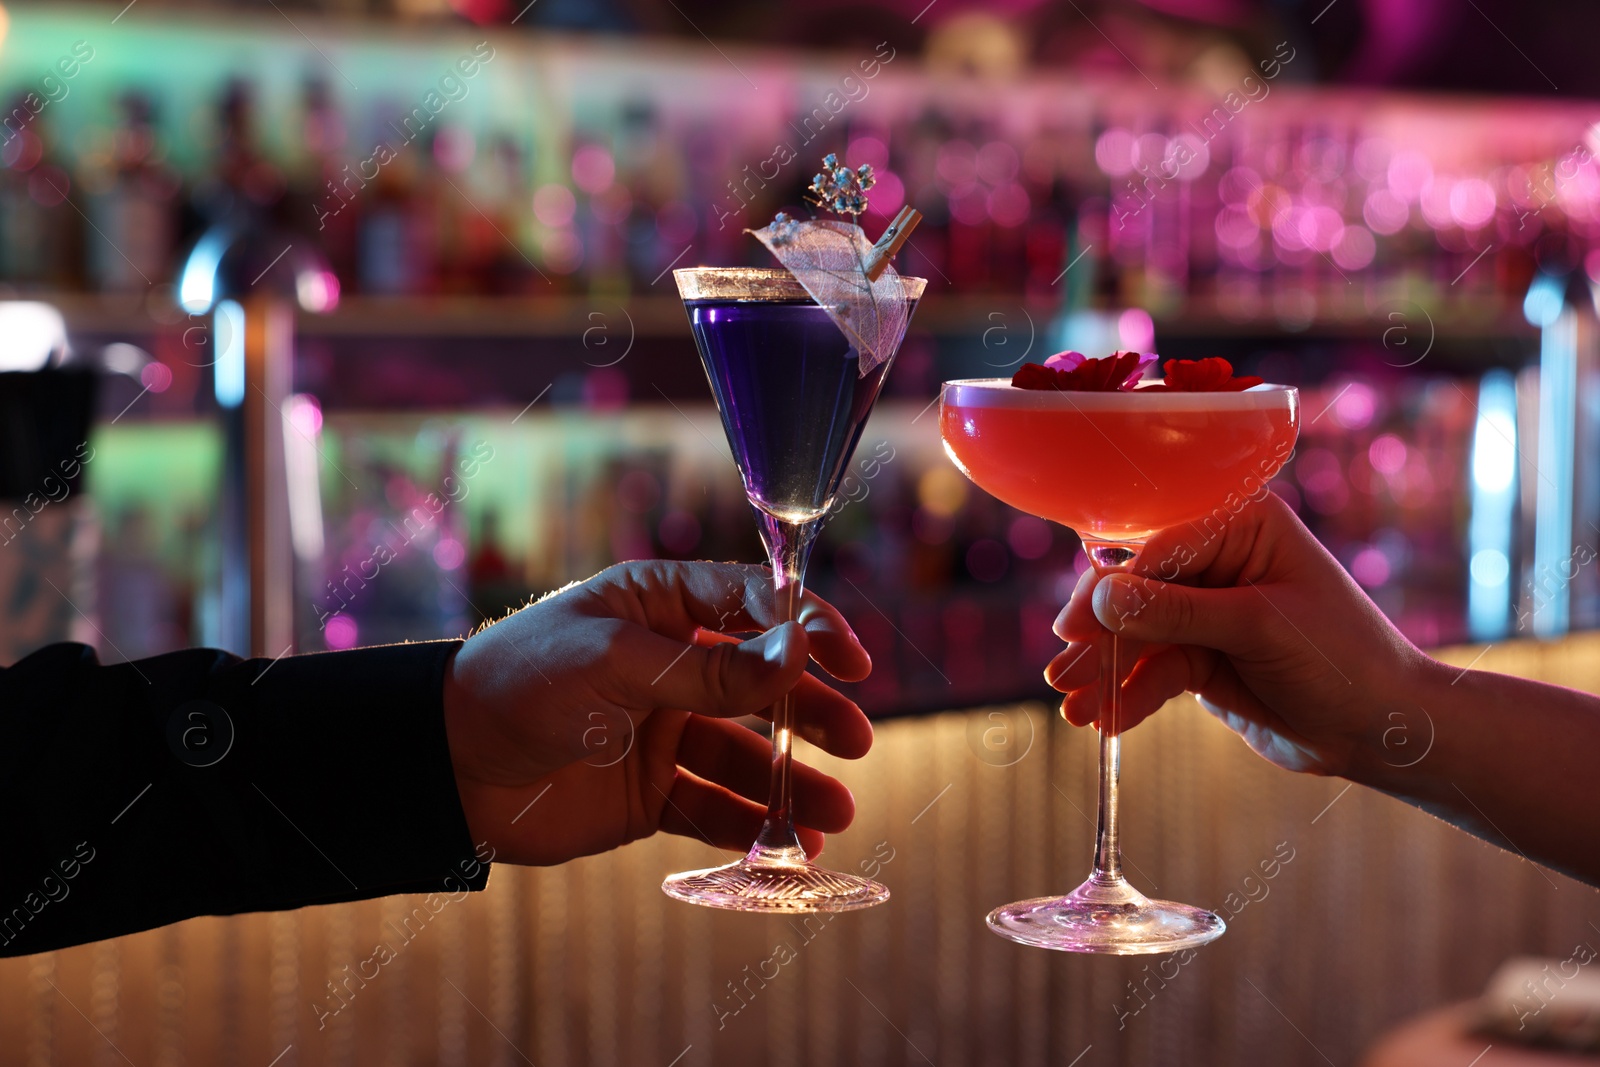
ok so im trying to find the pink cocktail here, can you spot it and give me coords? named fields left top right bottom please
left=941, top=380, right=1299, bottom=541
left=941, top=377, right=1299, bottom=953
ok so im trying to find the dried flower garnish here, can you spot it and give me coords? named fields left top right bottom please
left=768, top=211, right=800, bottom=245
left=1011, top=350, right=1155, bottom=392
left=806, top=152, right=876, bottom=217
left=745, top=153, right=911, bottom=377
left=1149, top=357, right=1264, bottom=392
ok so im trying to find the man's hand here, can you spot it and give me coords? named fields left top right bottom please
left=442, top=561, right=874, bottom=866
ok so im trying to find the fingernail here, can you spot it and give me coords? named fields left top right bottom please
left=760, top=622, right=795, bottom=665
left=1100, top=576, right=1147, bottom=630
left=802, top=615, right=836, bottom=637
left=804, top=614, right=858, bottom=646
left=1045, top=667, right=1075, bottom=693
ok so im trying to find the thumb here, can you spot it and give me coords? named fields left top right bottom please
left=1092, top=574, right=1262, bottom=653
left=632, top=620, right=810, bottom=717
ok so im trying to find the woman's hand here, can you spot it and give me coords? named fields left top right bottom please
left=1045, top=492, right=1600, bottom=887
left=1045, top=493, right=1436, bottom=778
left=443, top=561, right=874, bottom=866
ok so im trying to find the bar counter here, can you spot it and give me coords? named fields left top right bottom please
left=2, top=634, right=1593, bottom=1067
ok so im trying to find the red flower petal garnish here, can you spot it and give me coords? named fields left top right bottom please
left=1151, top=357, right=1264, bottom=392
left=1011, top=363, right=1066, bottom=390
left=1041, top=350, right=1086, bottom=370
left=1011, top=351, right=1146, bottom=392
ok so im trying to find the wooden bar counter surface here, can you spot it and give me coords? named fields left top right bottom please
left=3, top=635, right=1598, bottom=1067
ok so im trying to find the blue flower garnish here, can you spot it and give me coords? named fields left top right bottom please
left=806, top=153, right=877, bottom=219
left=769, top=211, right=799, bottom=245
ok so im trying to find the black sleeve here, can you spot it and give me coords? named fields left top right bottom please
left=0, top=639, right=489, bottom=957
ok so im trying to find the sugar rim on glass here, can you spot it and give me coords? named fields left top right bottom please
left=674, top=266, right=927, bottom=302
left=941, top=378, right=1298, bottom=410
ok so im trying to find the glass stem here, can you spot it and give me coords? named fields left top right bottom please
left=750, top=512, right=821, bottom=866
left=1093, top=633, right=1126, bottom=885
left=1083, top=540, right=1144, bottom=889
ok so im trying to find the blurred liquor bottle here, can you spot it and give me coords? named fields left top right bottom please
left=1023, top=176, right=1071, bottom=298
left=571, top=136, right=631, bottom=294
left=192, top=79, right=285, bottom=228
left=615, top=100, right=697, bottom=293
left=286, top=77, right=360, bottom=285
left=86, top=93, right=182, bottom=293
left=466, top=507, right=523, bottom=622
left=430, top=123, right=475, bottom=296
left=0, top=103, right=85, bottom=289
left=357, top=115, right=435, bottom=295
left=440, top=130, right=535, bottom=296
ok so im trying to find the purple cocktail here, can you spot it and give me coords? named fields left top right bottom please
left=664, top=266, right=925, bottom=913
left=687, top=298, right=905, bottom=522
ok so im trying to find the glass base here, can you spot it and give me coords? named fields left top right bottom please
left=662, top=853, right=890, bottom=914
left=986, top=877, right=1225, bottom=954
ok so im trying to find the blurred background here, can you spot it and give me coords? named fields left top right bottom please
left=9, top=0, right=1600, bottom=689
left=4, top=0, right=1600, bottom=1065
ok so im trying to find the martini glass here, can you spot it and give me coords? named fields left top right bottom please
left=940, top=378, right=1299, bottom=952
left=663, top=266, right=925, bottom=912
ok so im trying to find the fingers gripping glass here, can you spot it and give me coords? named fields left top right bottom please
left=662, top=267, right=926, bottom=913
left=940, top=379, right=1299, bottom=952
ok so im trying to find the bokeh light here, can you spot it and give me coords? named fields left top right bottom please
left=1007, top=515, right=1052, bottom=559
left=433, top=538, right=465, bottom=570
left=1387, top=151, right=1433, bottom=202
left=1350, top=547, right=1391, bottom=587
left=1332, top=382, right=1377, bottom=429
left=1332, top=224, right=1376, bottom=269
left=1450, top=178, right=1496, bottom=228
left=976, top=141, right=1020, bottom=185
left=846, top=136, right=889, bottom=171
left=1094, top=129, right=1137, bottom=176
left=432, top=126, right=475, bottom=172
left=1368, top=433, right=1407, bottom=475
left=1363, top=189, right=1409, bottom=235
left=866, top=171, right=906, bottom=218
left=918, top=467, right=969, bottom=517
left=140, top=361, right=174, bottom=393
left=571, top=144, right=615, bottom=194
left=1118, top=307, right=1155, bottom=352
left=988, top=182, right=1030, bottom=227
left=324, top=614, right=359, bottom=650
left=533, top=183, right=577, bottom=227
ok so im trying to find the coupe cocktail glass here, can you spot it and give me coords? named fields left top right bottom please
left=940, top=378, right=1299, bottom=952
left=663, top=266, right=925, bottom=912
